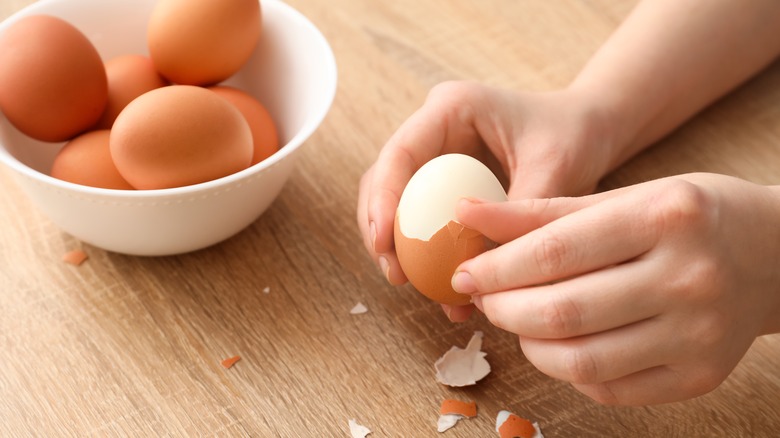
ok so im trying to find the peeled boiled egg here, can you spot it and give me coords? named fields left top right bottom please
left=209, top=86, right=279, bottom=165
left=394, top=154, right=508, bottom=305
left=95, top=54, right=168, bottom=129
left=50, top=130, right=134, bottom=190
left=110, top=85, right=253, bottom=190
left=0, top=15, right=107, bottom=142
left=147, top=0, right=261, bottom=86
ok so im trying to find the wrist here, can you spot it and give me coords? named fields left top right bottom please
left=564, top=80, right=648, bottom=174
left=559, top=84, right=639, bottom=177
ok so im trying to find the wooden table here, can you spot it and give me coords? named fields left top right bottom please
left=2, top=1, right=780, bottom=436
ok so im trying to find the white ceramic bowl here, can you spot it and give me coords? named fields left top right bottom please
left=0, top=0, right=337, bottom=256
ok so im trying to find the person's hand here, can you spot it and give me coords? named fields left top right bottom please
left=450, top=173, right=780, bottom=405
left=357, top=81, right=619, bottom=321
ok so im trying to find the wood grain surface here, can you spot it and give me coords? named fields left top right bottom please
left=2, top=0, right=780, bottom=436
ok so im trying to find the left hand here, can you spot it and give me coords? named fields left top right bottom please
left=450, top=173, right=780, bottom=405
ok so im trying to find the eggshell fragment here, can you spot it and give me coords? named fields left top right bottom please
left=110, top=85, right=253, bottom=190
left=348, top=419, right=372, bottom=438
left=50, top=130, right=134, bottom=190
left=95, top=54, right=168, bottom=129
left=439, top=399, right=477, bottom=418
left=434, top=331, right=491, bottom=387
left=495, top=411, right=543, bottom=438
left=350, top=302, right=369, bottom=315
left=437, top=414, right=463, bottom=433
left=221, top=355, right=241, bottom=369
left=62, top=249, right=88, bottom=266
left=437, top=399, right=478, bottom=432
left=148, top=0, right=261, bottom=85
left=0, top=15, right=107, bottom=142
left=209, top=86, right=279, bottom=165
left=394, top=154, right=507, bottom=305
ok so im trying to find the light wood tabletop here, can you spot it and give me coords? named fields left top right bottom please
left=2, top=0, right=780, bottom=436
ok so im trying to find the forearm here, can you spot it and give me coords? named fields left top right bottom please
left=569, top=0, right=780, bottom=171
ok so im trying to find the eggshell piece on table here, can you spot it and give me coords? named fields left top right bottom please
left=147, top=0, right=261, bottom=85
left=348, top=419, right=372, bottom=438
left=394, top=154, right=507, bottom=305
left=437, top=399, right=478, bottom=432
left=220, top=355, right=241, bottom=369
left=110, top=85, right=253, bottom=190
left=209, top=86, right=279, bottom=165
left=437, top=414, right=464, bottom=433
left=95, top=54, right=168, bottom=129
left=0, top=15, right=107, bottom=142
left=495, top=410, right=543, bottom=438
left=440, top=399, right=477, bottom=417
left=62, top=249, right=89, bottom=266
left=350, top=302, right=369, bottom=315
left=50, top=130, right=134, bottom=190
left=434, top=331, right=491, bottom=387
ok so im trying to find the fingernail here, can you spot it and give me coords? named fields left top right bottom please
left=451, top=270, right=477, bottom=294
left=378, top=256, right=390, bottom=282
left=461, top=197, right=486, bottom=205
left=369, top=221, right=377, bottom=251
left=443, top=305, right=455, bottom=322
left=470, top=295, right=484, bottom=312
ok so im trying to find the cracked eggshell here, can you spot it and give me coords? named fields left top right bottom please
left=394, top=154, right=507, bottom=305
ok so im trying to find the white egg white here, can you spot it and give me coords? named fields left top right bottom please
left=396, top=153, right=507, bottom=241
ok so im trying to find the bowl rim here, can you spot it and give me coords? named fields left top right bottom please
left=0, top=0, right=338, bottom=199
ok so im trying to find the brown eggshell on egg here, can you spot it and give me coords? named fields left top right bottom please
left=95, top=54, right=168, bottom=129
left=147, top=0, right=261, bottom=85
left=393, top=154, right=508, bottom=306
left=0, top=15, right=107, bottom=142
left=208, top=86, right=279, bottom=165
left=110, top=85, right=253, bottom=190
left=395, top=219, right=490, bottom=306
left=50, top=130, right=134, bottom=190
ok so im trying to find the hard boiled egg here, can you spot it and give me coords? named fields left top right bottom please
left=394, top=154, right=507, bottom=305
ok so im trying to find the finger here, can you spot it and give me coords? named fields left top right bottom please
left=456, top=186, right=638, bottom=244
left=356, top=166, right=377, bottom=255
left=518, top=316, right=675, bottom=386
left=455, top=197, right=590, bottom=244
left=442, top=303, right=475, bottom=323
left=383, top=252, right=409, bottom=285
left=572, top=364, right=724, bottom=406
left=357, top=166, right=409, bottom=285
left=454, top=190, right=660, bottom=293
left=474, top=259, right=662, bottom=339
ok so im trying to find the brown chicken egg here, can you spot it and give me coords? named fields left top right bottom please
left=110, top=85, right=253, bottom=190
left=394, top=154, right=508, bottom=305
left=209, top=86, right=279, bottom=165
left=50, top=130, right=134, bottom=190
left=147, top=0, right=261, bottom=85
left=95, top=54, right=168, bottom=129
left=0, top=15, right=107, bottom=142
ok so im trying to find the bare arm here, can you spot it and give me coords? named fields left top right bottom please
left=571, top=0, right=780, bottom=169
